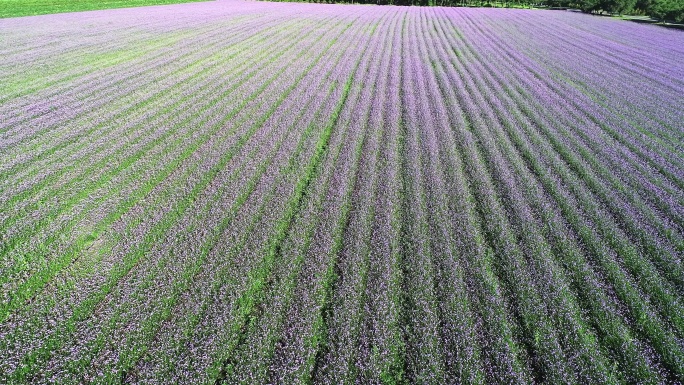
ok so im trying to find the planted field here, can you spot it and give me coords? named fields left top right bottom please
left=1, top=1, right=683, bottom=383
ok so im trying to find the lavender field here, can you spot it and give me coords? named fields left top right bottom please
left=1, top=1, right=683, bottom=383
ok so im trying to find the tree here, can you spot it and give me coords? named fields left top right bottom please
left=648, top=0, right=684, bottom=21
left=601, top=0, right=637, bottom=14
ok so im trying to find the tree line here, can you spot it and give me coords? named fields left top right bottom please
left=273, top=0, right=684, bottom=23
left=559, top=0, right=683, bottom=22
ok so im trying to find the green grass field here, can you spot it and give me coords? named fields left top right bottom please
left=0, top=0, right=208, bottom=18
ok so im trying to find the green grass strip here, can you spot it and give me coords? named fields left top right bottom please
left=0, top=0, right=210, bottom=19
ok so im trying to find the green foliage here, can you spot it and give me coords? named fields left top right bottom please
left=648, top=0, right=684, bottom=21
